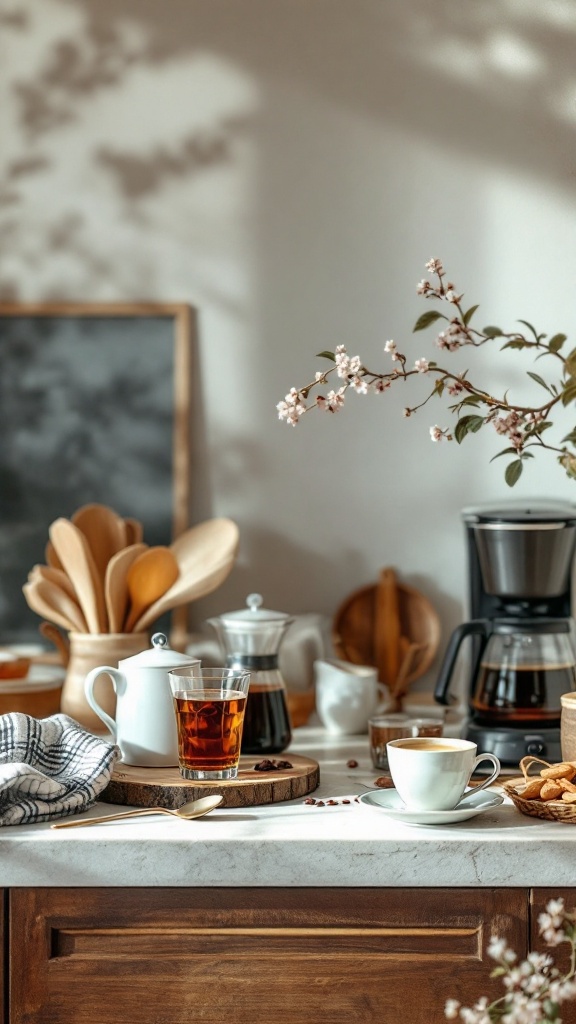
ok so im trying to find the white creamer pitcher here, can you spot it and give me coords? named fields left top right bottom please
left=84, top=633, right=200, bottom=766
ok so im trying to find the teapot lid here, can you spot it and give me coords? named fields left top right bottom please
left=119, top=633, right=198, bottom=668
left=216, top=593, right=291, bottom=627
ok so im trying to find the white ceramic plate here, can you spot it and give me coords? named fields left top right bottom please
left=358, top=787, right=504, bottom=825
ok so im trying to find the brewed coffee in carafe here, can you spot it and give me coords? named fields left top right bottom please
left=207, top=594, right=292, bottom=755
left=472, top=620, right=576, bottom=725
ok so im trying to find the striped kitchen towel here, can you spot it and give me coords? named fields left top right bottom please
left=0, top=713, right=120, bottom=826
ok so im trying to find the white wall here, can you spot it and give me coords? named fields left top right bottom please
left=3, top=0, right=576, bottom=686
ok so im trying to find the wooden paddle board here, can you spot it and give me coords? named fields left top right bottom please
left=101, top=753, right=320, bottom=809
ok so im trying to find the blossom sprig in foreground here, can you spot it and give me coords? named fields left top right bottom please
left=277, top=258, right=576, bottom=486
left=445, top=898, right=576, bottom=1024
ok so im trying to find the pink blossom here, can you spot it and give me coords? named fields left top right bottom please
left=374, top=379, right=391, bottom=393
left=444, top=999, right=460, bottom=1020
left=317, top=388, right=346, bottom=413
left=351, top=376, right=369, bottom=394
left=430, top=425, right=451, bottom=442
left=277, top=388, right=307, bottom=425
left=415, top=358, right=430, bottom=373
left=425, top=257, right=444, bottom=274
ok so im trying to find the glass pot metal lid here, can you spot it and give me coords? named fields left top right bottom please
left=118, top=633, right=198, bottom=668
left=463, top=500, right=576, bottom=526
left=214, top=593, right=293, bottom=630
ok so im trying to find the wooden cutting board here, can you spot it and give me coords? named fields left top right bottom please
left=101, top=753, right=320, bottom=809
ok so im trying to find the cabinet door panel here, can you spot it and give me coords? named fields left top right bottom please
left=11, top=887, right=527, bottom=1024
left=531, top=889, right=576, bottom=1024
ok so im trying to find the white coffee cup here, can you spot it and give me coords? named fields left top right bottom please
left=314, top=658, right=387, bottom=735
left=386, top=736, right=501, bottom=811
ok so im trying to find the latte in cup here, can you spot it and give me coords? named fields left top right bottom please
left=386, top=737, right=501, bottom=811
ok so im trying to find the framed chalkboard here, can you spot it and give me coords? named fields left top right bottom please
left=0, top=303, right=194, bottom=642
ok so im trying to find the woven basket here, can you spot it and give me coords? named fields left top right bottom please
left=503, top=755, right=576, bottom=824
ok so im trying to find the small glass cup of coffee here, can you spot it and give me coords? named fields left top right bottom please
left=368, top=714, right=444, bottom=770
left=168, top=667, right=251, bottom=780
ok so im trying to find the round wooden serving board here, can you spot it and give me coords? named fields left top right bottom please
left=101, top=754, right=320, bottom=809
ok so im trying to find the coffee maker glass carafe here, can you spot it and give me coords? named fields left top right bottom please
left=207, top=594, right=292, bottom=755
left=472, top=619, right=576, bottom=724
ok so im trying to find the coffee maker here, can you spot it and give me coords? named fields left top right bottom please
left=434, top=500, right=576, bottom=764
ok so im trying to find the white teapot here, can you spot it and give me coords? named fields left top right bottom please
left=84, top=633, right=200, bottom=767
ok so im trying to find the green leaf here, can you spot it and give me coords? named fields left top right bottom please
left=524, top=420, right=553, bottom=441
left=482, top=326, right=503, bottom=338
left=463, top=304, right=479, bottom=326
left=490, top=447, right=518, bottom=462
left=459, top=395, right=482, bottom=407
left=432, top=379, right=445, bottom=397
left=316, top=350, right=336, bottom=361
left=526, top=371, right=554, bottom=394
left=549, top=333, right=567, bottom=353
left=501, top=338, right=528, bottom=350
left=561, top=428, right=576, bottom=446
left=454, top=414, right=485, bottom=444
left=562, top=381, right=576, bottom=407
left=565, top=348, right=576, bottom=377
left=517, top=318, right=539, bottom=341
left=505, top=460, right=523, bottom=487
left=412, top=310, right=446, bottom=332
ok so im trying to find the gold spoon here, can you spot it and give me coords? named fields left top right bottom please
left=51, top=794, right=224, bottom=829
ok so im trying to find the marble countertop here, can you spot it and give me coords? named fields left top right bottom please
left=3, top=727, right=575, bottom=888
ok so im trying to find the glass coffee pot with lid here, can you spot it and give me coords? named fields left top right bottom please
left=436, top=617, right=576, bottom=725
left=207, top=593, right=293, bottom=754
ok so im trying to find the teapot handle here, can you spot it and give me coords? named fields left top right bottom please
left=84, top=666, right=122, bottom=740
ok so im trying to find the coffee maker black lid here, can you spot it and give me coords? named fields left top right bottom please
left=463, top=500, right=576, bottom=526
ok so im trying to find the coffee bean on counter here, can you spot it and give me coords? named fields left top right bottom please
left=253, top=758, right=293, bottom=772
left=346, top=759, right=358, bottom=769
left=315, top=800, right=325, bottom=807
left=342, top=799, right=351, bottom=804
left=303, top=798, right=316, bottom=805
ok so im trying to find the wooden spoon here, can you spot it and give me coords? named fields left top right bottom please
left=132, top=518, right=239, bottom=633
left=124, top=546, right=179, bottom=632
left=29, top=564, right=78, bottom=603
left=49, top=518, right=107, bottom=633
left=124, top=517, right=144, bottom=545
left=72, top=504, right=127, bottom=585
left=104, top=543, right=147, bottom=634
left=23, top=578, right=88, bottom=634
left=45, top=540, right=64, bottom=572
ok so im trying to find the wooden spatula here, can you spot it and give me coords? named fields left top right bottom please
left=374, top=567, right=401, bottom=688
left=72, top=504, right=127, bottom=585
left=104, top=543, right=147, bottom=634
left=48, top=518, right=107, bottom=633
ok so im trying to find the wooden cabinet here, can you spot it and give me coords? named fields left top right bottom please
left=9, top=888, right=527, bottom=1024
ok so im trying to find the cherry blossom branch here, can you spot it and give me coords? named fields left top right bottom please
left=277, top=258, right=576, bottom=486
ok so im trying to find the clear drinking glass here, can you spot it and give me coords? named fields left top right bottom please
left=368, top=714, right=444, bottom=770
left=168, top=667, right=251, bottom=780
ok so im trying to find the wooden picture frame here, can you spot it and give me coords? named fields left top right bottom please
left=0, top=303, right=195, bottom=643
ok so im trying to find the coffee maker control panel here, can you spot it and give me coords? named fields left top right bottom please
left=467, top=722, right=562, bottom=765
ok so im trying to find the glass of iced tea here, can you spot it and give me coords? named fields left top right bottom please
left=168, top=667, right=251, bottom=780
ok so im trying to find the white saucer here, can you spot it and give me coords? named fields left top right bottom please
left=358, top=787, right=504, bottom=825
